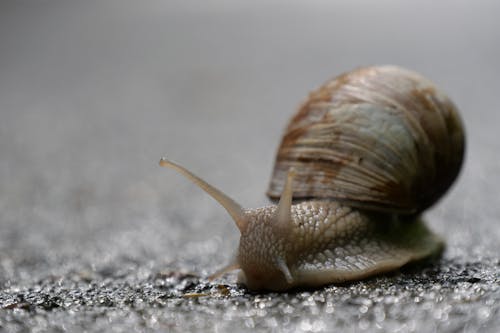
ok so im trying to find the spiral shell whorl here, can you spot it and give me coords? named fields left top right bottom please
left=267, top=66, right=465, bottom=215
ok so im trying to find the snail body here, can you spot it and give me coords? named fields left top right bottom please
left=237, top=200, right=442, bottom=291
left=160, top=65, right=464, bottom=291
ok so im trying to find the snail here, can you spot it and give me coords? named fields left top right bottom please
left=160, top=65, right=465, bottom=291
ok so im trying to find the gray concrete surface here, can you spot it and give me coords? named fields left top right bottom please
left=0, top=0, right=499, bottom=332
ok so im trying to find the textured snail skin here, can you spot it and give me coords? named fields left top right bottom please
left=160, top=65, right=464, bottom=291
left=238, top=201, right=443, bottom=291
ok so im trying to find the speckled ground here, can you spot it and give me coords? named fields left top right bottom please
left=1, top=1, right=499, bottom=332
left=0, top=253, right=499, bottom=332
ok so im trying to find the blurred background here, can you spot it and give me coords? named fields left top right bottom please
left=0, top=0, right=499, bottom=279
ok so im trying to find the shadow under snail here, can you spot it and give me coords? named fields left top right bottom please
left=160, top=65, right=465, bottom=291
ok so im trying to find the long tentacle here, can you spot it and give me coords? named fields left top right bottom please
left=160, top=157, right=248, bottom=232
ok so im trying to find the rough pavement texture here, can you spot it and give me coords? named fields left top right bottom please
left=0, top=1, right=499, bottom=332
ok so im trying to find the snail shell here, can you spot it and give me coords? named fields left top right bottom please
left=160, top=65, right=465, bottom=291
left=268, top=65, right=465, bottom=214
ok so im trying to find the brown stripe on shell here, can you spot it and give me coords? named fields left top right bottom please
left=267, top=65, right=465, bottom=215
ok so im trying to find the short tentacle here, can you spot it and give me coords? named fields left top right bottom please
left=208, top=260, right=240, bottom=281
left=276, top=257, right=293, bottom=284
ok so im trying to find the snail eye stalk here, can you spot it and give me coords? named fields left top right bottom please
left=159, top=157, right=248, bottom=233
left=274, top=168, right=296, bottom=235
